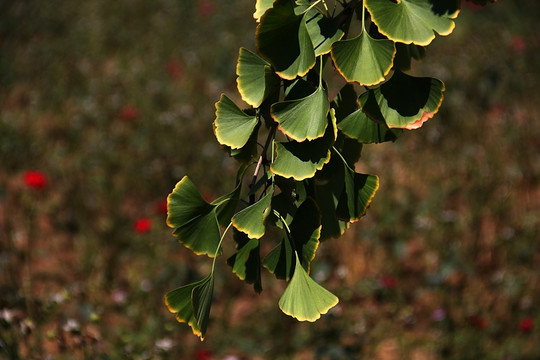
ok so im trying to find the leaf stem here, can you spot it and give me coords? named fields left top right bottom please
left=332, top=146, right=355, bottom=172
left=249, top=126, right=276, bottom=204
left=211, top=222, right=233, bottom=274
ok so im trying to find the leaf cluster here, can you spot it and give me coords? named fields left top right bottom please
left=165, top=0, right=469, bottom=339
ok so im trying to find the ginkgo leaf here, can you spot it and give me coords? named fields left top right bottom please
left=313, top=171, right=349, bottom=240
left=279, top=254, right=339, bottom=321
left=338, top=104, right=402, bottom=144
left=331, top=30, right=395, bottom=86
left=167, top=177, right=221, bottom=257
left=165, top=274, right=214, bottom=340
left=304, top=8, right=344, bottom=56
left=336, top=165, right=379, bottom=222
left=271, top=109, right=337, bottom=181
left=227, top=230, right=262, bottom=293
left=288, top=198, right=321, bottom=273
left=254, top=0, right=275, bottom=22
left=365, top=0, right=458, bottom=46
left=236, top=48, right=280, bottom=108
left=271, top=85, right=329, bottom=142
left=191, top=274, right=214, bottom=340
left=361, top=71, right=445, bottom=129
left=256, top=0, right=316, bottom=80
left=232, top=190, right=273, bottom=239
left=214, top=94, right=258, bottom=150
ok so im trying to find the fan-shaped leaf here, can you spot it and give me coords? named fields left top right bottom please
left=167, top=177, right=221, bottom=257
left=232, top=190, right=274, bottom=239
left=365, top=0, right=458, bottom=46
left=271, top=109, right=337, bottom=181
left=361, top=71, right=445, bottom=129
left=236, top=48, right=280, bottom=108
left=227, top=230, right=262, bottom=293
left=336, top=165, right=379, bottom=222
left=214, top=94, right=258, bottom=150
left=263, top=228, right=294, bottom=280
left=304, top=8, right=344, bottom=56
left=279, top=254, right=339, bottom=321
left=289, top=198, right=321, bottom=273
left=165, top=274, right=214, bottom=340
left=256, top=0, right=316, bottom=80
left=271, top=85, right=329, bottom=142
left=331, top=30, right=395, bottom=86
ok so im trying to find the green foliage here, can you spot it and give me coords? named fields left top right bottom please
left=165, top=0, right=482, bottom=339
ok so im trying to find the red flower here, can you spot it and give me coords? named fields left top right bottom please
left=196, top=0, right=214, bottom=17
left=23, top=170, right=48, bottom=189
left=134, top=217, right=152, bottom=234
left=520, top=317, right=534, bottom=333
left=380, top=275, right=397, bottom=289
left=155, top=199, right=168, bottom=214
left=166, top=60, right=183, bottom=80
left=194, top=349, right=213, bottom=360
left=118, top=105, right=139, bottom=122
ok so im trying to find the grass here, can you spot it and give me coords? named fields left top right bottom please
left=1, top=0, right=539, bottom=359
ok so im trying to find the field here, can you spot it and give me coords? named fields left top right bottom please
left=1, top=0, right=539, bottom=359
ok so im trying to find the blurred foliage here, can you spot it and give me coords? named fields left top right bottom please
left=0, top=0, right=539, bottom=359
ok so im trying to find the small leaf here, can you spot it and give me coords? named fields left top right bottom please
left=232, top=190, right=274, bottom=239
left=213, top=164, right=248, bottom=226
left=263, top=229, right=295, bottom=280
left=313, top=171, right=349, bottom=240
left=165, top=274, right=214, bottom=340
left=365, top=0, right=458, bottom=46
left=236, top=48, right=280, bottom=108
left=288, top=198, right=321, bottom=273
left=167, top=177, right=221, bottom=257
left=304, top=8, right=344, bottom=56
left=214, top=94, right=258, bottom=150
left=271, top=109, right=337, bottom=181
left=361, top=71, right=445, bottom=130
left=227, top=231, right=263, bottom=293
left=279, top=254, right=339, bottom=322
left=336, top=165, right=379, bottom=222
left=331, top=30, right=395, bottom=86
left=256, top=0, right=316, bottom=80
left=271, top=85, right=329, bottom=142
left=191, top=274, right=214, bottom=339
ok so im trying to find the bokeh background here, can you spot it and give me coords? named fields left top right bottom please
left=1, top=0, right=539, bottom=359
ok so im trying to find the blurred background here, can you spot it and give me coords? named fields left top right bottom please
left=0, top=0, right=539, bottom=359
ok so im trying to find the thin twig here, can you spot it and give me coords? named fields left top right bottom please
left=249, top=126, right=276, bottom=204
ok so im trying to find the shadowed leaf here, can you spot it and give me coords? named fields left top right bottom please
left=213, top=164, right=248, bottom=226
left=256, top=0, right=316, bottom=80
left=304, top=8, right=344, bottom=56
left=191, top=274, right=214, bottom=340
left=336, top=163, right=379, bottom=222
left=227, top=230, right=262, bottom=293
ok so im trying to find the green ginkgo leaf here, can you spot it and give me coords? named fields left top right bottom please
left=365, top=0, right=458, bottom=46
left=232, top=190, right=273, bottom=239
left=256, top=0, right=316, bottom=80
left=271, top=109, right=337, bottom=180
left=304, top=8, right=344, bottom=56
left=227, top=231, right=262, bottom=293
left=360, top=71, right=445, bottom=129
left=336, top=165, right=379, bottom=222
left=167, top=177, right=221, bottom=257
left=288, top=198, right=321, bottom=273
left=214, top=94, right=258, bottom=150
left=271, top=85, right=329, bottom=142
left=331, top=30, right=395, bottom=86
left=338, top=93, right=402, bottom=144
left=314, top=171, right=349, bottom=240
left=236, top=48, right=280, bottom=108
left=165, top=274, right=214, bottom=340
left=279, top=254, right=339, bottom=321
left=191, top=274, right=214, bottom=340
left=254, top=0, right=275, bottom=22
